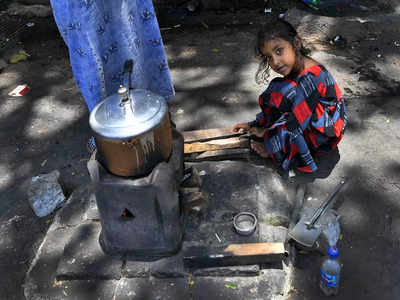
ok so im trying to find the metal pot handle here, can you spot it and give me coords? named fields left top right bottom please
left=122, top=59, right=134, bottom=89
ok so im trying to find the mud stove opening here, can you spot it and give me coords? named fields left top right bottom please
left=87, top=128, right=185, bottom=259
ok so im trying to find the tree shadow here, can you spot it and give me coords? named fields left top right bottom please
left=1, top=4, right=400, bottom=299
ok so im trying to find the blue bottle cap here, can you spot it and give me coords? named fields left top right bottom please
left=328, top=246, right=339, bottom=258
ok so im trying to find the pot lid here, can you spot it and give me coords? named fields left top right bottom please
left=89, top=87, right=168, bottom=140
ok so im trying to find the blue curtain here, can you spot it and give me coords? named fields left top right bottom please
left=50, top=0, right=175, bottom=112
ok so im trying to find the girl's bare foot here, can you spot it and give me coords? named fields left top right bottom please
left=250, top=141, right=271, bottom=158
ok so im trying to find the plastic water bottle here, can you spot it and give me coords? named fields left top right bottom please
left=319, top=246, right=341, bottom=296
left=319, top=212, right=341, bottom=254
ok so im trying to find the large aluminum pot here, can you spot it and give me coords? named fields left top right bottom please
left=89, top=86, right=172, bottom=177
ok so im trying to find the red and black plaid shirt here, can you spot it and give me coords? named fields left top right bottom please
left=249, top=65, right=347, bottom=173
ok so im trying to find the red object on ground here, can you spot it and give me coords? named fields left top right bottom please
left=8, top=84, right=30, bottom=96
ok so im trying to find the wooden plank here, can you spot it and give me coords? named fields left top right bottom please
left=180, top=187, right=201, bottom=194
left=224, top=243, right=285, bottom=256
left=183, top=242, right=287, bottom=269
left=183, top=127, right=242, bottom=143
left=195, top=148, right=250, bottom=160
left=184, top=137, right=249, bottom=154
left=204, top=137, right=247, bottom=145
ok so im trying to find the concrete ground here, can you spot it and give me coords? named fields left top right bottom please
left=23, top=159, right=294, bottom=300
left=1, top=1, right=400, bottom=299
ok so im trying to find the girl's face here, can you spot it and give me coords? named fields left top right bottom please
left=260, top=38, right=298, bottom=77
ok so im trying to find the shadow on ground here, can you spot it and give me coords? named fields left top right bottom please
left=1, top=2, right=400, bottom=298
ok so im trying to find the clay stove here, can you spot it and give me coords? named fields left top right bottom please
left=87, top=128, right=184, bottom=259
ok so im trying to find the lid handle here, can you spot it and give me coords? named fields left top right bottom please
left=118, top=85, right=129, bottom=107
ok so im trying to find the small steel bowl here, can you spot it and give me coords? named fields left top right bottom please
left=233, top=212, right=257, bottom=236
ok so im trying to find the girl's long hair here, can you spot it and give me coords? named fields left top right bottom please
left=255, top=19, right=310, bottom=84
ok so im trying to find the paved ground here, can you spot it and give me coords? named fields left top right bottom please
left=23, top=160, right=293, bottom=300
left=1, top=1, right=400, bottom=299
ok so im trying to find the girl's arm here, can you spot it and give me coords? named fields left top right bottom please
left=248, top=126, right=267, bottom=137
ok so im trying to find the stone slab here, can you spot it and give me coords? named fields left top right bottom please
left=183, top=161, right=261, bottom=245
left=52, top=185, right=93, bottom=228
left=149, top=252, right=187, bottom=278
left=183, top=242, right=285, bottom=269
left=114, top=278, right=190, bottom=300
left=27, top=170, right=66, bottom=217
left=122, top=261, right=150, bottom=278
left=25, top=279, right=117, bottom=300
left=259, top=224, right=288, bottom=243
left=190, top=269, right=287, bottom=300
left=24, top=226, right=78, bottom=300
left=24, top=160, right=294, bottom=299
left=198, top=161, right=259, bottom=214
left=256, top=166, right=295, bottom=229
left=193, top=265, right=260, bottom=277
left=56, top=221, right=123, bottom=280
left=184, top=221, right=259, bottom=245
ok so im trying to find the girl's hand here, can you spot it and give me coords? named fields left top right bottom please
left=249, top=127, right=267, bottom=138
left=250, top=141, right=272, bottom=158
left=232, top=123, right=250, bottom=133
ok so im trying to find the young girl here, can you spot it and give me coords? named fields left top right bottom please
left=233, top=19, right=347, bottom=178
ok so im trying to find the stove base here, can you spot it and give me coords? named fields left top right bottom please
left=88, top=128, right=184, bottom=259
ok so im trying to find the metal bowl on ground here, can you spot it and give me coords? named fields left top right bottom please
left=233, top=212, right=257, bottom=236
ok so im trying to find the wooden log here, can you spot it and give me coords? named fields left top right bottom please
left=204, top=137, right=248, bottom=145
left=184, top=148, right=250, bottom=162
left=224, top=243, right=285, bottom=256
left=184, top=137, right=249, bottom=154
left=183, top=242, right=287, bottom=269
left=183, top=127, right=242, bottom=143
left=195, top=148, right=250, bottom=160
left=180, top=187, right=201, bottom=193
